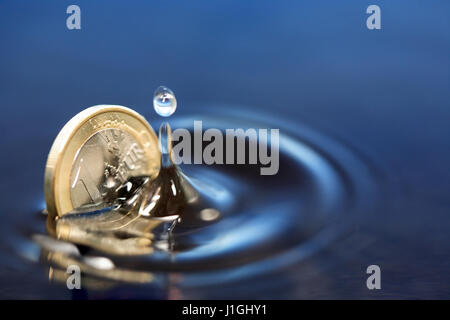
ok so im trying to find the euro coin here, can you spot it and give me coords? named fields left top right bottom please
left=44, top=105, right=160, bottom=221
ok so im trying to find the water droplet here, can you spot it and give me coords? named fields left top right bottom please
left=153, top=86, right=177, bottom=117
left=158, top=122, right=173, bottom=168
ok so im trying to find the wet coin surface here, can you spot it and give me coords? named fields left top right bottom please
left=44, top=105, right=160, bottom=220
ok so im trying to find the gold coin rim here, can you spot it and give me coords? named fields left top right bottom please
left=44, top=105, right=160, bottom=220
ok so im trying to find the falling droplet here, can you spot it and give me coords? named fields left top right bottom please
left=153, top=86, right=177, bottom=117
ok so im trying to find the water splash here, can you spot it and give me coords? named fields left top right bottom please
left=19, top=107, right=379, bottom=297
left=158, top=122, right=173, bottom=168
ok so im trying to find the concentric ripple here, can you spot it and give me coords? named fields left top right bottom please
left=10, top=107, right=381, bottom=297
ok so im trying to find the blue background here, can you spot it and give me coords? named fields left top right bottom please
left=0, top=0, right=449, bottom=298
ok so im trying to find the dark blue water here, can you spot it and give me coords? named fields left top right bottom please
left=0, top=1, right=449, bottom=299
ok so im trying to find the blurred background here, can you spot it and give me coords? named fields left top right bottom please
left=0, top=0, right=449, bottom=299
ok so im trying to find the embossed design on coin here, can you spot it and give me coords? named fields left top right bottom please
left=44, top=105, right=160, bottom=221
left=70, top=129, right=146, bottom=208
